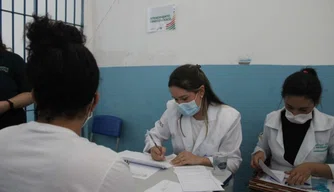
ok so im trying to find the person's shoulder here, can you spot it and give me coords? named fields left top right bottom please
left=164, top=99, right=180, bottom=115
left=216, top=104, right=240, bottom=119
left=0, top=51, right=25, bottom=68
left=0, top=123, right=26, bottom=137
left=316, top=109, right=334, bottom=120
left=211, top=105, right=241, bottom=129
left=77, top=139, right=120, bottom=161
left=314, top=108, right=334, bottom=129
left=71, top=138, right=128, bottom=173
left=166, top=99, right=177, bottom=109
left=1, top=51, right=23, bottom=60
left=265, top=109, right=281, bottom=120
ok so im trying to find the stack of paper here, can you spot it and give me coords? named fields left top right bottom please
left=144, top=180, right=183, bottom=192
left=258, top=160, right=312, bottom=189
left=259, top=160, right=285, bottom=183
left=119, top=150, right=176, bottom=169
left=128, top=163, right=160, bottom=180
left=174, top=166, right=224, bottom=192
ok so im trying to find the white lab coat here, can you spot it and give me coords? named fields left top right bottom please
left=253, top=108, right=334, bottom=178
left=144, top=100, right=242, bottom=174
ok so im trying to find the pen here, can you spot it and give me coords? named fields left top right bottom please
left=147, top=130, right=162, bottom=154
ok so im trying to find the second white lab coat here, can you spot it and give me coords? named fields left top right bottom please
left=144, top=100, right=242, bottom=173
left=253, top=108, right=334, bottom=178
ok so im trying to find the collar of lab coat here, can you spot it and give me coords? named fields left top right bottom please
left=265, top=108, right=332, bottom=165
left=265, top=108, right=331, bottom=131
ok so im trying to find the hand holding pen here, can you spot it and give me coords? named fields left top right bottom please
left=147, top=130, right=166, bottom=161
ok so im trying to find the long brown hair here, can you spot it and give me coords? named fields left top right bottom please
left=168, top=64, right=224, bottom=136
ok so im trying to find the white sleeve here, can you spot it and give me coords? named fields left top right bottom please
left=216, top=113, right=242, bottom=174
left=252, top=116, right=271, bottom=160
left=143, top=109, right=171, bottom=153
left=97, top=159, right=135, bottom=192
left=327, top=127, right=334, bottom=179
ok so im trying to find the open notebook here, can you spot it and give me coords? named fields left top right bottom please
left=119, top=150, right=176, bottom=169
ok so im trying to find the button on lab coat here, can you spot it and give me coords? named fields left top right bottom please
left=144, top=100, right=243, bottom=174
left=253, top=108, right=334, bottom=178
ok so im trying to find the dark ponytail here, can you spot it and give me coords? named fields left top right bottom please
left=281, top=67, right=322, bottom=104
left=26, top=15, right=99, bottom=122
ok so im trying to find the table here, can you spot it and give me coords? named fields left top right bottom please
left=134, top=167, right=234, bottom=192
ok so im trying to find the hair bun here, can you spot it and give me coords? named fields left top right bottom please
left=300, top=67, right=318, bottom=78
left=26, top=14, right=86, bottom=50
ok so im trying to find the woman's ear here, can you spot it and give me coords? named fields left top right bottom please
left=199, top=85, right=205, bottom=97
left=92, top=93, right=100, bottom=110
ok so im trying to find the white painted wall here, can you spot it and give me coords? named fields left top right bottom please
left=89, top=0, right=334, bottom=67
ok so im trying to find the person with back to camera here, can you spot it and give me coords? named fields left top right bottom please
left=144, top=64, right=243, bottom=189
left=0, top=15, right=135, bottom=192
left=251, top=67, right=334, bottom=186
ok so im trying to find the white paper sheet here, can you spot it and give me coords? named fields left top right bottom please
left=259, top=160, right=285, bottom=183
left=129, top=163, right=160, bottom=180
left=174, top=166, right=224, bottom=192
left=119, top=150, right=176, bottom=169
left=144, top=180, right=183, bottom=192
left=258, top=161, right=313, bottom=189
left=259, top=170, right=314, bottom=191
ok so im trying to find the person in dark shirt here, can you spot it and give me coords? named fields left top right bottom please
left=251, top=67, right=334, bottom=186
left=0, top=35, right=33, bottom=129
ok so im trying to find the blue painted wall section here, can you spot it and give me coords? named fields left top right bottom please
left=88, top=65, right=334, bottom=191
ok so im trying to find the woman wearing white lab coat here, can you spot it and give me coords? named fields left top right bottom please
left=251, top=68, right=334, bottom=186
left=143, top=64, right=242, bottom=174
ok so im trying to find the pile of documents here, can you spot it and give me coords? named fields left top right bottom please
left=119, top=150, right=176, bottom=180
left=119, top=150, right=176, bottom=169
left=144, top=180, right=183, bottom=192
left=249, top=160, right=334, bottom=192
left=173, top=166, right=224, bottom=192
left=119, top=151, right=227, bottom=191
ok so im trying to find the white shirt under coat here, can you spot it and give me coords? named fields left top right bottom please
left=0, top=121, right=135, bottom=192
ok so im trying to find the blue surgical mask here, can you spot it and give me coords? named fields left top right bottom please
left=177, top=95, right=201, bottom=116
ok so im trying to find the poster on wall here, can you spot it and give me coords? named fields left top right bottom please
left=147, top=4, right=176, bottom=33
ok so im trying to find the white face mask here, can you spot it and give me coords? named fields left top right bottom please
left=82, top=99, right=94, bottom=127
left=82, top=111, right=93, bottom=127
left=285, top=110, right=313, bottom=124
